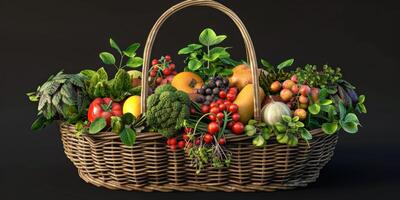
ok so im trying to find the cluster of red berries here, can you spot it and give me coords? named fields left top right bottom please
left=149, top=55, right=177, bottom=85
left=200, top=87, right=244, bottom=135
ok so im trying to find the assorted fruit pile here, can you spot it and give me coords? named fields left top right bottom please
left=27, top=28, right=367, bottom=173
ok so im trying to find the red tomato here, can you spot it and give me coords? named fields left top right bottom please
left=231, top=122, right=244, bottom=135
left=165, top=55, right=171, bottom=62
left=149, top=70, right=157, bottom=77
left=190, top=108, right=196, bottom=114
left=183, top=133, right=190, bottom=141
left=231, top=113, right=240, bottom=122
left=170, top=144, right=177, bottom=150
left=169, top=63, right=175, bottom=70
left=218, top=104, right=226, bottom=111
left=228, top=87, right=238, bottom=95
left=156, top=77, right=163, bottom=84
left=151, top=59, right=159, bottom=66
left=201, top=105, right=210, bottom=113
left=184, top=127, right=193, bottom=134
left=210, top=107, right=220, bottom=115
left=169, top=137, right=177, bottom=145
left=219, top=91, right=227, bottom=99
left=203, top=134, right=213, bottom=144
left=218, top=137, right=226, bottom=145
left=226, top=93, right=236, bottom=102
left=178, top=141, right=185, bottom=149
left=208, top=114, right=217, bottom=121
left=216, top=99, right=224, bottom=104
left=163, top=68, right=171, bottom=76
left=210, top=102, right=218, bottom=108
left=216, top=112, right=224, bottom=120
left=228, top=104, right=239, bottom=113
left=195, top=138, right=201, bottom=145
left=227, top=121, right=234, bottom=129
left=208, top=122, right=220, bottom=135
left=88, top=98, right=122, bottom=125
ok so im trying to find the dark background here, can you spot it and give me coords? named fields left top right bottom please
left=1, top=0, right=399, bottom=199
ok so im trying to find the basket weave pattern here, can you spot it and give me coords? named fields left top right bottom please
left=60, top=123, right=338, bottom=191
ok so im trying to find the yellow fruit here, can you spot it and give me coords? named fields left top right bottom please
left=280, top=88, right=293, bottom=102
left=294, top=108, right=307, bottom=121
left=123, top=96, right=141, bottom=118
left=228, top=64, right=253, bottom=90
left=233, top=84, right=265, bottom=123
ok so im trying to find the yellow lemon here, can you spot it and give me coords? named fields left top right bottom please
left=123, top=96, right=141, bottom=118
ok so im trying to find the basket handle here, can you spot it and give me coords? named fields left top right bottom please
left=140, top=0, right=261, bottom=121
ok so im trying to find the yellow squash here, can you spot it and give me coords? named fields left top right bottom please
left=233, top=84, right=265, bottom=123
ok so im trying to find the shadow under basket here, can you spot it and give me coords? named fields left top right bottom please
left=60, top=122, right=338, bottom=192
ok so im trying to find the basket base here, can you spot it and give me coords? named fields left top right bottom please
left=78, top=170, right=314, bottom=192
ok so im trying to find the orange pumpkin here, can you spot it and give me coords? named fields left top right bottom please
left=171, top=72, right=204, bottom=94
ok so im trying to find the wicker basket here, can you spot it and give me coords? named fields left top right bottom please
left=59, top=0, right=339, bottom=191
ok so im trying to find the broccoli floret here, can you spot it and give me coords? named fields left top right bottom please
left=145, top=84, right=190, bottom=137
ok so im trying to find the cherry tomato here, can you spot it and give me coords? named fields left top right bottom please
left=178, top=141, right=185, bottom=149
left=169, top=63, right=175, bottom=70
left=218, top=104, right=226, bottom=111
left=228, top=104, right=239, bottom=113
left=170, top=144, right=177, bottom=150
left=156, top=77, right=163, bottom=84
left=226, top=93, right=236, bottom=102
left=203, top=134, right=213, bottom=144
left=210, top=107, right=220, bottom=115
left=195, top=138, right=201, bottom=145
left=183, top=133, right=190, bottom=141
left=208, top=122, right=220, bottom=135
left=150, top=71, right=157, bottom=77
left=231, top=122, right=244, bottom=135
left=216, top=112, right=224, bottom=120
left=151, top=59, right=159, bottom=66
left=218, top=137, right=226, bottom=145
left=210, top=102, right=218, bottom=108
left=153, top=66, right=159, bottom=71
left=167, top=139, right=171, bottom=145
left=184, top=127, right=193, bottom=134
left=169, top=138, right=177, bottom=145
left=228, top=87, right=238, bottom=95
left=163, top=68, right=171, bottom=76
left=231, top=113, right=240, bottom=122
left=201, top=105, right=210, bottom=113
left=208, top=114, right=217, bottom=121
left=216, top=99, right=224, bottom=104
left=190, top=107, right=196, bottom=114
left=224, top=100, right=232, bottom=107
left=172, top=70, right=177, bottom=75
left=186, top=142, right=193, bottom=148
left=165, top=55, right=171, bottom=62
left=227, top=121, right=234, bottom=129
left=219, top=91, right=227, bottom=99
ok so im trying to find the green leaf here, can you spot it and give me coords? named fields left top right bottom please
left=275, top=122, right=287, bottom=133
left=339, top=101, right=346, bottom=120
left=292, top=116, right=299, bottom=122
left=178, top=44, right=202, bottom=54
left=199, top=28, right=217, bottom=46
left=212, top=35, right=227, bottom=45
left=31, top=115, right=50, bottom=131
left=282, top=115, right=292, bottom=123
left=296, top=121, right=305, bottom=128
left=120, top=127, right=136, bottom=146
left=344, top=113, right=360, bottom=124
left=219, top=68, right=233, bottom=76
left=245, top=125, right=256, bottom=136
left=261, top=128, right=271, bottom=140
left=357, top=103, right=367, bottom=113
left=276, top=134, right=289, bottom=144
left=261, top=59, right=273, bottom=70
left=248, top=119, right=257, bottom=126
left=358, top=95, right=365, bottom=104
left=80, top=69, right=97, bottom=78
left=109, top=38, right=121, bottom=54
left=300, top=129, right=312, bottom=140
left=319, top=99, right=333, bottom=105
left=318, top=88, right=328, bottom=100
left=126, top=57, right=143, bottom=68
left=188, top=59, right=202, bottom=71
left=99, top=52, right=116, bottom=65
left=341, top=121, right=358, bottom=134
left=89, top=118, right=107, bottom=134
left=252, top=135, right=265, bottom=147
left=308, top=103, right=321, bottom=115
left=111, top=116, right=123, bottom=134
left=277, top=58, right=294, bottom=70
left=123, top=43, right=140, bottom=57
left=122, top=113, right=135, bottom=124
left=322, top=122, right=338, bottom=135
left=97, top=67, right=108, bottom=81
left=287, top=136, right=298, bottom=147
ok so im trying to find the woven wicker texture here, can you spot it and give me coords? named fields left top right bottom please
left=58, top=0, right=340, bottom=192
left=60, top=123, right=338, bottom=191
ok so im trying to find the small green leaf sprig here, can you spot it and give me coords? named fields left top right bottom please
left=178, top=28, right=241, bottom=80
left=99, top=38, right=143, bottom=69
left=245, top=115, right=312, bottom=148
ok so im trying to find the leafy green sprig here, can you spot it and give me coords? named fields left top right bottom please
left=179, top=28, right=241, bottom=80
left=99, top=38, right=143, bottom=69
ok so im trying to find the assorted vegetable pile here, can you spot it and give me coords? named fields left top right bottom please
left=28, top=28, right=367, bottom=173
